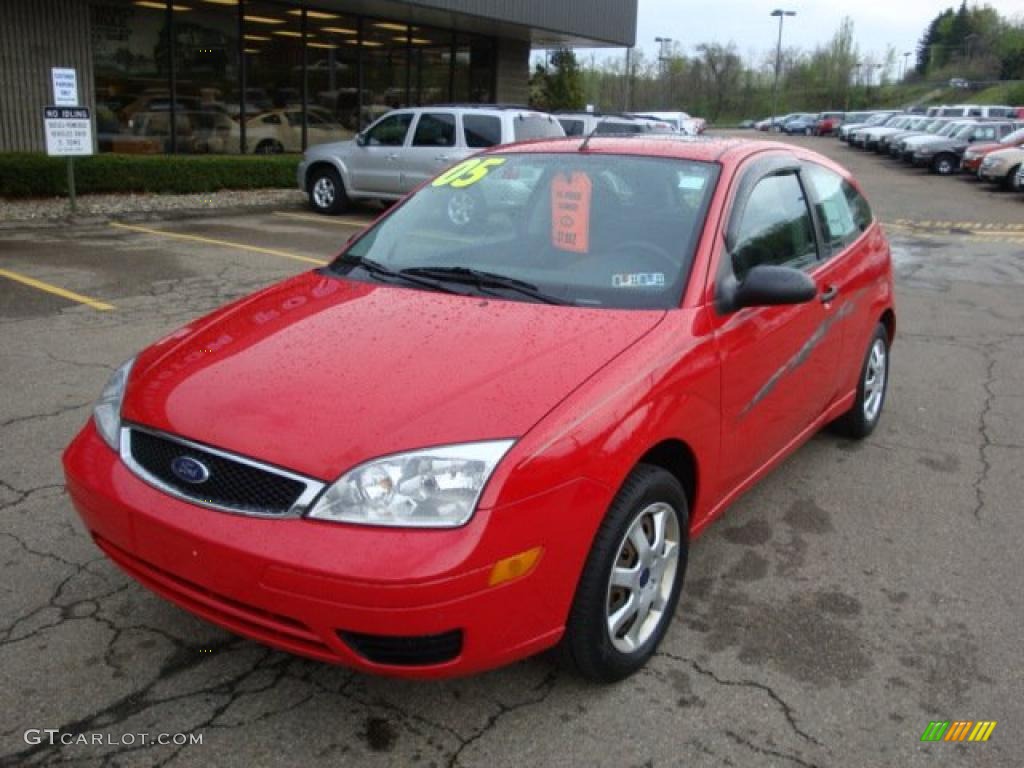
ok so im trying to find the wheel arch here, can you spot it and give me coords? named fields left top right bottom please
left=636, top=439, right=698, bottom=524
left=879, top=307, right=896, bottom=344
left=304, top=158, right=349, bottom=191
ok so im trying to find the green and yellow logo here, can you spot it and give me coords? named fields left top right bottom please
left=921, top=721, right=997, bottom=742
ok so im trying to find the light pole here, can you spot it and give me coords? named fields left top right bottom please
left=902, top=51, right=912, bottom=81
left=770, top=10, right=795, bottom=132
left=655, top=36, right=673, bottom=105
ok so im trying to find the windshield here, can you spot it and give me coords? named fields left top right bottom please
left=954, top=124, right=977, bottom=139
left=331, top=153, right=720, bottom=310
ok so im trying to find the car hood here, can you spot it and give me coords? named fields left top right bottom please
left=904, top=135, right=949, bottom=148
left=122, top=271, right=666, bottom=480
left=983, top=147, right=1024, bottom=163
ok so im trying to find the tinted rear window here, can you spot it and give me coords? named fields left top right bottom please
left=513, top=115, right=564, bottom=141
left=463, top=114, right=502, bottom=148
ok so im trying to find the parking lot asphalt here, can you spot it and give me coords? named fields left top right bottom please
left=1, top=135, right=1022, bottom=767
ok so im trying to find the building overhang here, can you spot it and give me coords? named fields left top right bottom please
left=277, top=0, right=635, bottom=47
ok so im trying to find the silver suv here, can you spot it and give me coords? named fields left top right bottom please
left=298, top=106, right=564, bottom=214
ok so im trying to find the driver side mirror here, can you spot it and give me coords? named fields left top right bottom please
left=716, top=265, right=817, bottom=314
left=355, top=132, right=368, bottom=147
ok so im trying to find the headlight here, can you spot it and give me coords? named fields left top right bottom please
left=93, top=358, right=134, bottom=451
left=308, top=440, right=514, bottom=528
left=917, top=148, right=934, bottom=157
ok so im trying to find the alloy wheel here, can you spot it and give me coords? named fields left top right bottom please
left=312, top=177, right=336, bottom=209
left=605, top=501, right=681, bottom=653
left=863, top=338, right=887, bottom=422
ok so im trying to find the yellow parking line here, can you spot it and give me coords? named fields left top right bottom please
left=0, top=268, right=114, bottom=311
left=272, top=211, right=374, bottom=227
left=109, top=222, right=327, bottom=266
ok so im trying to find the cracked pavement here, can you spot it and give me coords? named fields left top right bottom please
left=2, top=138, right=1023, bottom=766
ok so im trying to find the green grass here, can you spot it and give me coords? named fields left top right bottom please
left=0, top=153, right=299, bottom=198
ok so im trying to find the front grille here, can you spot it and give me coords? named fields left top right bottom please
left=126, top=427, right=316, bottom=516
left=339, top=629, right=463, bottom=666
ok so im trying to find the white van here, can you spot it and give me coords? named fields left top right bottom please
left=629, top=111, right=704, bottom=136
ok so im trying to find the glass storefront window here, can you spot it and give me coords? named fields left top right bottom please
left=306, top=12, right=359, bottom=136
left=362, top=19, right=409, bottom=128
left=410, top=27, right=452, bottom=106
left=172, top=0, right=240, bottom=153
left=91, top=0, right=170, bottom=154
left=89, top=1, right=496, bottom=153
left=243, top=1, right=303, bottom=153
left=454, top=34, right=495, bottom=103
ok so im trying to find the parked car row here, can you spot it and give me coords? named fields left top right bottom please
left=839, top=108, right=1024, bottom=190
left=746, top=104, right=1024, bottom=139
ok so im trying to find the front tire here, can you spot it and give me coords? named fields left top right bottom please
left=833, top=323, right=890, bottom=439
left=307, top=166, right=348, bottom=215
left=563, top=464, right=689, bottom=683
left=1005, top=165, right=1022, bottom=191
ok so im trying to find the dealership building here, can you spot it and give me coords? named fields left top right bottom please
left=1, top=0, right=636, bottom=154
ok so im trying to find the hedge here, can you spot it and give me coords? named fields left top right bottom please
left=0, top=153, right=298, bottom=198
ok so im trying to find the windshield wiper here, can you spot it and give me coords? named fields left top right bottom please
left=401, top=266, right=572, bottom=305
left=339, top=255, right=466, bottom=296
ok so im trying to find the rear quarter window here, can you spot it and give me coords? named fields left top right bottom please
left=463, top=114, right=502, bottom=148
left=513, top=115, right=564, bottom=141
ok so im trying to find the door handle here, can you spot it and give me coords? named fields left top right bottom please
left=435, top=154, right=450, bottom=162
left=819, top=285, right=839, bottom=303
left=387, top=153, right=399, bottom=161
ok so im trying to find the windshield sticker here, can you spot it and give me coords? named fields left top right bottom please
left=551, top=172, right=592, bottom=253
left=613, top=273, right=666, bottom=288
left=432, top=157, right=507, bottom=188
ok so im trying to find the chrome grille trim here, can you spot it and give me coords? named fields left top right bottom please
left=119, top=424, right=326, bottom=519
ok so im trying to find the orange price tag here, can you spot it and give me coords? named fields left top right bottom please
left=550, top=172, right=592, bottom=253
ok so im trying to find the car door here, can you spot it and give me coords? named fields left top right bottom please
left=400, top=111, right=463, bottom=193
left=347, top=112, right=413, bottom=195
left=800, top=162, right=880, bottom=395
left=711, top=161, right=843, bottom=492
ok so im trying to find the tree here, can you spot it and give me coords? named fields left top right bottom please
left=695, top=43, right=742, bottom=120
left=540, top=49, right=585, bottom=111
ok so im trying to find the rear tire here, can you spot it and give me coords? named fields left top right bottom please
left=832, top=323, right=890, bottom=439
left=562, top=464, right=689, bottom=683
left=932, top=154, right=957, bottom=176
left=307, top=166, right=348, bottom=215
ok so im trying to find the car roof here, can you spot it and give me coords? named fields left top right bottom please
left=488, top=135, right=823, bottom=166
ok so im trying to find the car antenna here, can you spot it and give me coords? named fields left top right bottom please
left=578, top=116, right=608, bottom=152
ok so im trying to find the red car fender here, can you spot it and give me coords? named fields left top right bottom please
left=483, top=309, right=722, bottom=538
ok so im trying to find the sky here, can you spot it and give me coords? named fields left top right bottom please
left=572, top=0, right=1024, bottom=73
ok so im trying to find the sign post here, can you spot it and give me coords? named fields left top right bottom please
left=43, top=68, right=92, bottom=214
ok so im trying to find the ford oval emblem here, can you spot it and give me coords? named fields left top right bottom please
left=171, top=456, right=210, bottom=485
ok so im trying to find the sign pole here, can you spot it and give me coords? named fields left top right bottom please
left=67, top=157, right=77, bottom=214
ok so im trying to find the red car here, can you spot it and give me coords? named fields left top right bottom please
left=64, top=136, right=895, bottom=681
left=961, top=126, right=1024, bottom=174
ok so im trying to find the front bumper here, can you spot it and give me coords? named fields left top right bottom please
left=978, top=165, right=1007, bottom=182
left=64, top=421, right=608, bottom=678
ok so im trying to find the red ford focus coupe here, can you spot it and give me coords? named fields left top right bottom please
left=64, top=136, right=894, bottom=681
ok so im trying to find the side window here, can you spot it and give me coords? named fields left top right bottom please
left=463, top=114, right=502, bottom=148
left=263, top=114, right=282, bottom=125
left=365, top=113, right=413, bottom=146
left=412, top=113, right=456, bottom=148
left=974, top=126, right=996, bottom=141
left=730, top=173, right=818, bottom=281
left=558, top=118, right=584, bottom=137
left=802, top=164, right=866, bottom=256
